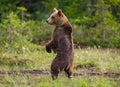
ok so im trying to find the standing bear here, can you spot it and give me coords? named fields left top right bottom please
left=46, top=8, right=74, bottom=80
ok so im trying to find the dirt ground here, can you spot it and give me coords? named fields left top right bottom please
left=0, top=68, right=119, bottom=81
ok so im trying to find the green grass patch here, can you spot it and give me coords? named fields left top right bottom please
left=0, top=47, right=120, bottom=72
left=0, top=46, right=120, bottom=86
left=0, top=74, right=119, bottom=87
left=75, top=61, right=98, bottom=68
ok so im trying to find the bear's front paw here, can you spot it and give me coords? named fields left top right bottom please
left=46, top=45, right=51, bottom=53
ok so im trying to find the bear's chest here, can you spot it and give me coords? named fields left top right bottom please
left=52, top=27, right=65, bottom=40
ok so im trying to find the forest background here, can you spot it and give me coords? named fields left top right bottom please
left=0, top=0, right=120, bottom=53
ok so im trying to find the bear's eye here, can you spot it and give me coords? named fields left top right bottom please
left=52, top=16, right=55, bottom=19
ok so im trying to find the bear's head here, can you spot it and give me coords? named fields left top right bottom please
left=46, top=8, right=68, bottom=26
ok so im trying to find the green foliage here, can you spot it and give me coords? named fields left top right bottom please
left=42, top=0, right=59, bottom=12
left=72, top=2, right=120, bottom=48
left=0, top=0, right=19, bottom=21
left=63, top=0, right=84, bottom=18
left=0, top=11, right=54, bottom=53
left=0, top=0, right=120, bottom=48
left=17, top=7, right=27, bottom=11
left=31, top=21, right=53, bottom=44
left=0, top=12, right=39, bottom=53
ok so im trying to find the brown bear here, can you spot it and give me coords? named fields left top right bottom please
left=46, top=8, right=74, bottom=80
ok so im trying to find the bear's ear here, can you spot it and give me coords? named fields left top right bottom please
left=53, top=8, right=57, bottom=12
left=58, top=9, right=63, bottom=16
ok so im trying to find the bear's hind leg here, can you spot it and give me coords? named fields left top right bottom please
left=51, top=71, right=58, bottom=80
left=51, top=66, right=60, bottom=80
left=65, top=67, right=73, bottom=78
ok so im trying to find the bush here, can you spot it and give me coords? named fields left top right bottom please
left=31, top=21, right=53, bottom=44
left=72, top=16, right=120, bottom=48
left=0, top=11, right=120, bottom=51
left=0, top=12, right=55, bottom=53
left=0, top=12, right=36, bottom=53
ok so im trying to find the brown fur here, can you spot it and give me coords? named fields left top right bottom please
left=46, top=8, right=74, bottom=80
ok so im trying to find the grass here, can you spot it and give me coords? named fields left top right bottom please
left=0, top=74, right=119, bottom=87
left=74, top=48, right=120, bottom=73
left=0, top=46, right=120, bottom=87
